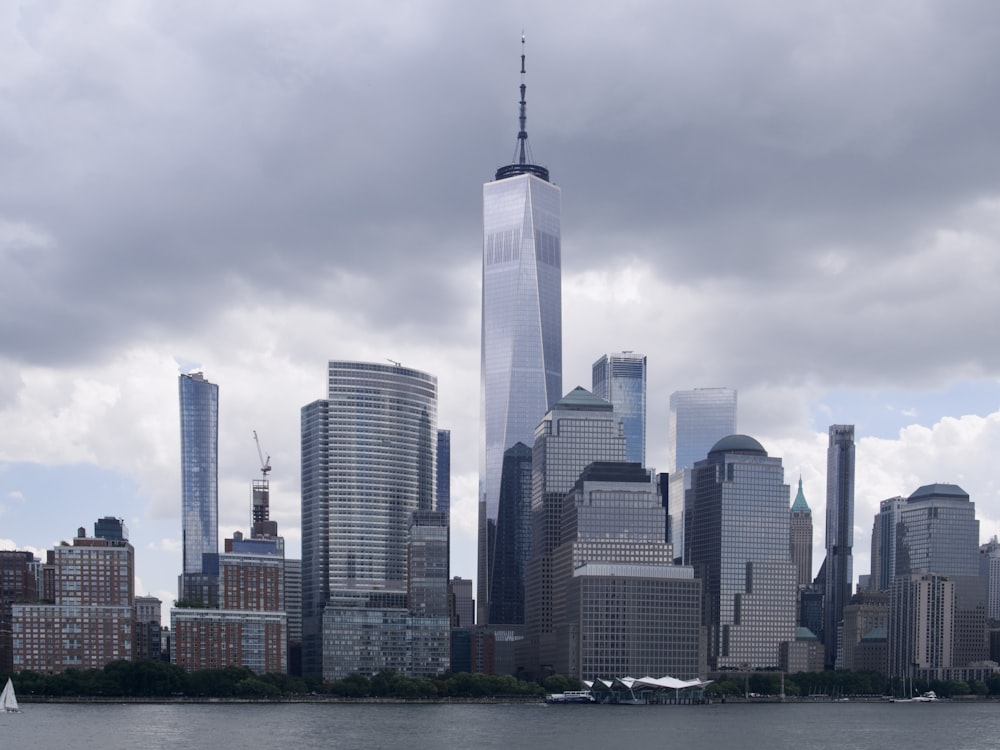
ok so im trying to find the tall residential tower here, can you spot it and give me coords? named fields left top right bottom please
left=179, top=372, right=219, bottom=592
left=479, top=37, right=562, bottom=624
left=823, top=424, right=855, bottom=668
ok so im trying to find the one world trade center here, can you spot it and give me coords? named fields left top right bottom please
left=478, top=36, right=562, bottom=625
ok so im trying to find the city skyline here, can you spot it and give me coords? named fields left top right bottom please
left=4, top=5, right=1000, bottom=608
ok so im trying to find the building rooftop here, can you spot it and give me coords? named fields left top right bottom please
left=553, top=386, right=613, bottom=412
left=791, top=477, right=810, bottom=512
left=709, top=434, right=767, bottom=456
left=576, top=462, right=649, bottom=486
left=908, top=483, right=969, bottom=502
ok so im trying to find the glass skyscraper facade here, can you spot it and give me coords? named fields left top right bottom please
left=666, top=387, right=737, bottom=567
left=179, top=372, right=218, bottom=577
left=479, top=42, right=562, bottom=624
left=300, top=361, right=437, bottom=677
left=488, top=442, right=533, bottom=625
left=870, top=495, right=906, bottom=593
left=688, top=434, right=796, bottom=670
left=436, top=429, right=451, bottom=517
left=896, top=483, right=979, bottom=578
left=824, top=424, right=855, bottom=668
left=592, top=351, right=646, bottom=466
left=667, top=387, right=738, bottom=472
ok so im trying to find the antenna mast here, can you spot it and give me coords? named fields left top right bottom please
left=518, top=31, right=528, bottom=165
left=495, top=32, right=549, bottom=182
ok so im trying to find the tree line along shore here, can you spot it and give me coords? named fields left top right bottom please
left=6, top=660, right=1000, bottom=701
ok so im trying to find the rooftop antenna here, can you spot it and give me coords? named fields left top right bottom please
left=517, top=31, right=528, bottom=166
left=387, top=358, right=401, bottom=367
left=495, top=32, right=549, bottom=182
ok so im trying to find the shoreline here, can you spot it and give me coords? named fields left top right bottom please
left=17, top=694, right=996, bottom=705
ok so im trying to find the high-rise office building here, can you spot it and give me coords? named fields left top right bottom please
left=179, top=372, right=219, bottom=587
left=551, top=462, right=702, bottom=680
left=870, top=496, right=906, bottom=593
left=300, top=361, right=438, bottom=677
left=408, top=511, right=450, bottom=618
left=522, top=387, right=626, bottom=675
left=479, top=38, right=562, bottom=625
left=667, top=387, right=738, bottom=473
left=449, top=577, right=475, bottom=628
left=889, top=483, right=987, bottom=678
left=823, top=424, right=855, bottom=668
left=591, top=351, right=646, bottom=465
left=666, top=388, right=737, bottom=566
left=688, top=435, right=796, bottom=671
left=790, top=477, right=813, bottom=588
left=980, top=537, right=1000, bottom=620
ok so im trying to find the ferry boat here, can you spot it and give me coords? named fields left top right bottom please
left=545, top=690, right=595, bottom=704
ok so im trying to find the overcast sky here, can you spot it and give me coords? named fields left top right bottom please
left=3, top=0, right=1000, bottom=606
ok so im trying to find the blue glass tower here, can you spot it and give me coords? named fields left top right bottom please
left=478, top=36, right=562, bottom=624
left=179, top=372, right=218, bottom=577
left=592, top=351, right=647, bottom=466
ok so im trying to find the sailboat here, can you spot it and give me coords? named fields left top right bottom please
left=1, top=677, right=21, bottom=713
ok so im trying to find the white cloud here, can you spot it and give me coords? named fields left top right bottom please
left=146, top=538, right=182, bottom=553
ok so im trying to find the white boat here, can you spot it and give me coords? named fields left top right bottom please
left=545, top=690, right=595, bottom=704
left=1, top=678, right=20, bottom=713
left=913, top=690, right=939, bottom=702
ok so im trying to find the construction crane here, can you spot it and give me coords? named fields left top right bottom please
left=253, top=430, right=271, bottom=479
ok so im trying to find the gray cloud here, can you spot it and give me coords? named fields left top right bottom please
left=3, top=0, right=1000, bottom=399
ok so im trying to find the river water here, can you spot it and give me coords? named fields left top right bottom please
left=1, top=700, right=997, bottom=750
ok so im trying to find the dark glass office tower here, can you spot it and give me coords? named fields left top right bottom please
left=488, top=442, right=533, bottom=625
left=824, top=424, right=855, bottom=669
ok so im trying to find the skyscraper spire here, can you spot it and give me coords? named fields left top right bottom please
left=517, top=32, right=528, bottom=166
left=495, top=33, right=549, bottom=182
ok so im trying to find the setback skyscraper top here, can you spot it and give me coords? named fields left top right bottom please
left=479, top=36, right=562, bottom=624
left=592, top=351, right=647, bottom=465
